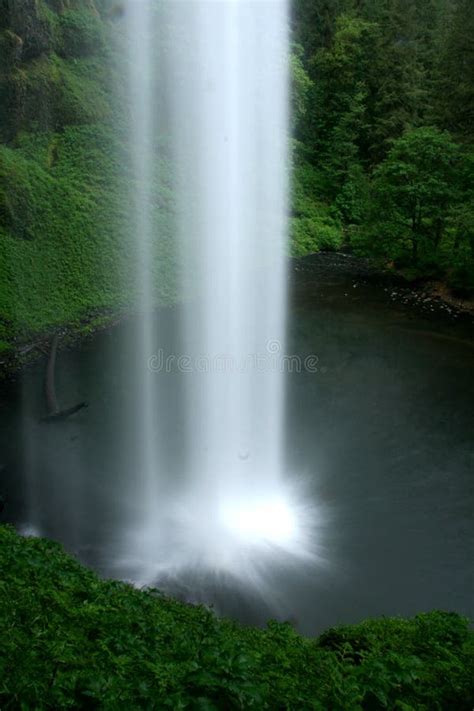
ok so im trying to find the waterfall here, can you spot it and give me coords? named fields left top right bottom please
left=122, top=0, right=313, bottom=591
left=122, top=0, right=160, bottom=570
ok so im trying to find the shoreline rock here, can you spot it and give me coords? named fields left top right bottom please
left=292, top=250, right=474, bottom=321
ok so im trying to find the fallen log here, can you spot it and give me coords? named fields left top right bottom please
left=41, top=402, right=88, bottom=423
left=45, top=334, right=60, bottom=415
left=41, top=335, right=88, bottom=423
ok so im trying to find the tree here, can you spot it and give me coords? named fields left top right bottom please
left=360, top=0, right=438, bottom=163
left=435, top=0, right=474, bottom=140
left=292, top=0, right=344, bottom=57
left=290, top=44, right=313, bottom=132
left=300, top=15, right=376, bottom=221
left=445, top=149, right=474, bottom=288
left=372, top=127, right=461, bottom=264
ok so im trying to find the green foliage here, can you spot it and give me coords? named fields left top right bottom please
left=370, top=127, right=462, bottom=265
left=58, top=9, right=106, bottom=58
left=297, top=14, right=377, bottom=228
left=290, top=44, right=313, bottom=130
left=335, top=162, right=370, bottom=226
left=0, top=0, right=177, bottom=349
left=292, top=0, right=344, bottom=56
left=291, top=156, right=343, bottom=256
left=435, top=0, right=474, bottom=138
left=291, top=213, right=343, bottom=257
left=55, top=55, right=111, bottom=125
left=0, top=525, right=472, bottom=709
left=0, top=143, right=46, bottom=239
left=357, top=0, right=434, bottom=163
left=0, top=29, right=24, bottom=68
left=303, top=14, right=375, bottom=171
left=1, top=0, right=473, bottom=348
left=445, top=202, right=474, bottom=291
left=0, top=52, right=112, bottom=140
left=293, top=0, right=474, bottom=290
left=0, top=126, right=177, bottom=344
left=318, top=613, right=474, bottom=710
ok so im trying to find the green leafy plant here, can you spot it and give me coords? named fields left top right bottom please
left=58, top=9, right=106, bottom=59
left=0, top=525, right=472, bottom=710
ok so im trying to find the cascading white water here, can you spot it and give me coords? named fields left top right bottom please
left=122, top=0, right=314, bottom=590
left=122, top=0, right=160, bottom=567
left=171, top=0, right=298, bottom=561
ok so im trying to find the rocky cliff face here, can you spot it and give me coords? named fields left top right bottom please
left=0, top=0, right=102, bottom=60
left=1, top=1, right=57, bottom=61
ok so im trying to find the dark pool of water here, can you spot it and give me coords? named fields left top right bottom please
left=1, top=256, right=473, bottom=636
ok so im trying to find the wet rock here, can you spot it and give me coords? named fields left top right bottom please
left=4, top=0, right=54, bottom=60
left=0, top=30, right=24, bottom=67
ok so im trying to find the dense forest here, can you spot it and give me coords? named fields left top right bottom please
left=290, top=0, right=474, bottom=290
left=0, top=0, right=473, bottom=356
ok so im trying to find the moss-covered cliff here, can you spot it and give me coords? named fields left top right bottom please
left=0, top=1, right=109, bottom=139
left=0, top=0, right=175, bottom=358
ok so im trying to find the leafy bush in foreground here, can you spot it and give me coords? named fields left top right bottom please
left=0, top=525, right=472, bottom=709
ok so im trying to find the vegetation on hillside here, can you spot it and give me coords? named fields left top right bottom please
left=291, top=0, right=474, bottom=291
left=0, top=0, right=176, bottom=355
left=0, top=0, right=473, bottom=355
left=0, top=525, right=473, bottom=710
